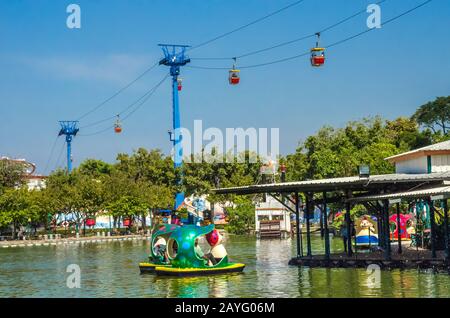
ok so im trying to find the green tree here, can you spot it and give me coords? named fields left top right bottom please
left=412, top=96, right=450, bottom=134
left=225, top=196, right=255, bottom=235
left=0, top=159, right=25, bottom=194
left=78, top=159, right=112, bottom=177
left=0, top=188, right=37, bottom=238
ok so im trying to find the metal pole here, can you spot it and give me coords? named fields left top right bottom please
left=444, top=199, right=449, bottom=262
left=396, top=202, right=402, bottom=254
left=428, top=198, right=437, bottom=259
left=345, top=200, right=353, bottom=257
left=66, top=136, right=72, bottom=172
left=323, top=191, right=330, bottom=260
left=305, top=193, right=312, bottom=257
left=295, top=192, right=302, bottom=258
left=378, top=207, right=384, bottom=248
left=172, top=74, right=185, bottom=213
left=384, top=200, right=391, bottom=260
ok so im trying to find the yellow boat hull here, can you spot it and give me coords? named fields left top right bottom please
left=139, top=262, right=171, bottom=273
left=154, top=263, right=246, bottom=276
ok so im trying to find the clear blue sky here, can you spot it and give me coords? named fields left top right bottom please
left=0, top=0, right=449, bottom=174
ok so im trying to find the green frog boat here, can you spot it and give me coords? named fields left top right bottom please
left=139, top=223, right=245, bottom=276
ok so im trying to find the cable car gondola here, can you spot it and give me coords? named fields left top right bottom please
left=114, top=114, right=122, bottom=133
left=310, top=33, right=325, bottom=67
left=177, top=78, right=182, bottom=91
left=86, top=218, right=96, bottom=227
left=229, top=58, right=240, bottom=85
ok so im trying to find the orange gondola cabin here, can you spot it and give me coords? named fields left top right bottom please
left=114, top=115, right=122, bottom=133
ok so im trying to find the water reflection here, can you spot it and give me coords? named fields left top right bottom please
left=1, top=235, right=449, bottom=297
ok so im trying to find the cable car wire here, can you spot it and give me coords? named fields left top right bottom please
left=73, top=1, right=307, bottom=123
left=192, top=0, right=387, bottom=61
left=79, top=74, right=170, bottom=129
left=75, top=61, right=159, bottom=121
left=54, top=140, right=66, bottom=171
left=188, top=0, right=432, bottom=70
left=188, top=0, right=308, bottom=52
left=78, top=74, right=169, bottom=137
left=43, top=136, right=60, bottom=175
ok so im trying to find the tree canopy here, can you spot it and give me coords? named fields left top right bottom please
left=412, top=96, right=450, bottom=135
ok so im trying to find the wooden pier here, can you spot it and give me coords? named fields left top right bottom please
left=289, top=248, right=450, bottom=272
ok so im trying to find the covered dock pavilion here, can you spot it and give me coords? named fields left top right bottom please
left=214, top=172, right=450, bottom=271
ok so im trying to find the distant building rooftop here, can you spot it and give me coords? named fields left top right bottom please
left=385, top=140, right=450, bottom=163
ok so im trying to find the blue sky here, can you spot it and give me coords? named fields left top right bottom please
left=0, top=0, right=449, bottom=174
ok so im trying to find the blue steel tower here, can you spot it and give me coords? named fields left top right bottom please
left=158, top=44, right=190, bottom=214
left=58, top=121, right=79, bottom=172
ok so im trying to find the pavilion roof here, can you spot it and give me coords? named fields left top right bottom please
left=213, top=172, right=450, bottom=195
left=348, top=184, right=450, bottom=203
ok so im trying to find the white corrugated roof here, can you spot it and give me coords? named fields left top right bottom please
left=350, top=185, right=450, bottom=202
left=385, top=140, right=450, bottom=161
left=214, top=172, right=450, bottom=194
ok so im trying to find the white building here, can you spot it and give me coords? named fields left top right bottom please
left=385, top=140, right=450, bottom=174
left=24, top=175, right=47, bottom=190
left=255, top=196, right=292, bottom=239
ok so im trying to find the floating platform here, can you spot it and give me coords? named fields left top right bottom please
left=289, top=249, right=450, bottom=272
left=154, top=263, right=246, bottom=276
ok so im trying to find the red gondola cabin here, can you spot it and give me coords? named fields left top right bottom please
left=310, top=47, right=325, bottom=67
left=123, top=218, right=132, bottom=227
left=114, top=115, right=122, bottom=133
left=229, top=69, right=240, bottom=85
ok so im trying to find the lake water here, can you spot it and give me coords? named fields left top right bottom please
left=1, top=234, right=450, bottom=298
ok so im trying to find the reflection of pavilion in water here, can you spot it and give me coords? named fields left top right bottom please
left=255, top=238, right=295, bottom=295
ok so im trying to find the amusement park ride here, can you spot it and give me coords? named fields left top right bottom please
left=46, top=0, right=435, bottom=277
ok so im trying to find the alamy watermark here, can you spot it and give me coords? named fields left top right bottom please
left=367, top=4, right=382, bottom=29
left=66, top=264, right=81, bottom=288
left=172, top=120, right=279, bottom=164
left=66, top=4, right=81, bottom=29
left=366, top=264, right=381, bottom=289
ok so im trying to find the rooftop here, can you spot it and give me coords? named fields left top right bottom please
left=213, top=172, right=450, bottom=195
left=385, top=140, right=450, bottom=162
left=349, top=183, right=450, bottom=202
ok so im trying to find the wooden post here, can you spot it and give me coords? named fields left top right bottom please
left=428, top=198, right=437, bottom=259
left=323, top=191, right=330, bottom=260
left=384, top=200, right=391, bottom=261
left=444, top=199, right=449, bottom=262
left=396, top=202, right=402, bottom=254
left=305, top=193, right=312, bottom=257
left=345, top=200, right=353, bottom=257
left=295, top=192, right=302, bottom=258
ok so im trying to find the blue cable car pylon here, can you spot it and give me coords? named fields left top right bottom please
left=158, top=44, right=191, bottom=219
left=58, top=121, right=79, bottom=172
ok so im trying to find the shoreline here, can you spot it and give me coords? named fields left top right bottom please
left=0, top=234, right=150, bottom=248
